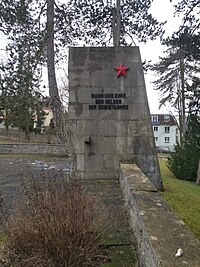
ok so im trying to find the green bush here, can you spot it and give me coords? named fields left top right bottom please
left=168, top=115, right=200, bottom=182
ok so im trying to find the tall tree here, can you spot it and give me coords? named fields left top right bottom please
left=174, top=0, right=200, bottom=34
left=47, top=0, right=67, bottom=144
left=65, top=0, right=165, bottom=46
left=170, top=0, right=200, bottom=61
left=0, top=0, right=166, bottom=143
left=0, top=0, right=65, bottom=143
left=151, top=33, right=200, bottom=140
left=0, top=0, right=45, bottom=140
left=0, top=51, right=42, bottom=140
left=160, top=1, right=200, bottom=180
left=151, top=0, right=200, bottom=139
left=188, top=77, right=200, bottom=116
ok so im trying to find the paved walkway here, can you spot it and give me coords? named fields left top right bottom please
left=0, top=155, right=71, bottom=210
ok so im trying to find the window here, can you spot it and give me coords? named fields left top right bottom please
left=176, top=128, right=179, bottom=134
left=165, top=126, right=170, bottom=133
left=153, top=126, right=158, bottom=131
left=155, top=137, right=158, bottom=142
left=152, top=116, right=158, bottom=122
left=164, top=115, right=170, bottom=122
left=165, top=137, right=170, bottom=143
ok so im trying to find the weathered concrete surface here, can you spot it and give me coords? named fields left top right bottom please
left=84, top=179, right=136, bottom=266
left=0, top=144, right=68, bottom=155
left=68, top=46, right=162, bottom=190
left=120, top=163, right=200, bottom=267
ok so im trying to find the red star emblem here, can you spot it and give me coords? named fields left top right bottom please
left=114, top=63, right=129, bottom=77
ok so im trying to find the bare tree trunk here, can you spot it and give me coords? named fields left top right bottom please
left=180, top=53, right=186, bottom=136
left=25, top=126, right=30, bottom=142
left=46, top=0, right=66, bottom=144
left=112, top=0, right=121, bottom=46
left=112, top=8, right=117, bottom=46
left=176, top=77, right=183, bottom=144
left=116, top=0, right=120, bottom=46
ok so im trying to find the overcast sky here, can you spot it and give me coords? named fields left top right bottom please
left=0, top=0, right=182, bottom=114
left=139, top=0, right=182, bottom=114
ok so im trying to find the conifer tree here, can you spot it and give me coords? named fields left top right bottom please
left=0, top=0, right=45, bottom=140
left=168, top=114, right=200, bottom=181
left=151, top=33, right=200, bottom=141
left=65, top=0, right=165, bottom=46
left=163, top=0, right=200, bottom=181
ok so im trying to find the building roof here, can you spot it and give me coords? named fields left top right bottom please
left=151, top=114, right=177, bottom=126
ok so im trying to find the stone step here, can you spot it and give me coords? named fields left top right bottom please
left=84, top=178, right=136, bottom=266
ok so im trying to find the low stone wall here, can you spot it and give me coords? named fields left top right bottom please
left=0, top=129, right=57, bottom=143
left=120, top=163, right=200, bottom=267
left=0, top=144, right=68, bottom=155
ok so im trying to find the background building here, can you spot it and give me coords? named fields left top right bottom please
left=151, top=114, right=180, bottom=152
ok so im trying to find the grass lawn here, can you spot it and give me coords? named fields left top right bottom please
left=159, top=158, right=200, bottom=240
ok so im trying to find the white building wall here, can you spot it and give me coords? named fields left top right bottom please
left=151, top=113, right=180, bottom=152
left=153, top=125, right=178, bottom=152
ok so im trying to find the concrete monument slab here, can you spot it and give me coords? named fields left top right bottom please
left=68, top=46, right=162, bottom=190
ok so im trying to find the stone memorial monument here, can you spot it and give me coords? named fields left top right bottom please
left=68, top=46, right=163, bottom=190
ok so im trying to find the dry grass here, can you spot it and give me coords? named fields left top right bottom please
left=1, top=173, right=108, bottom=266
